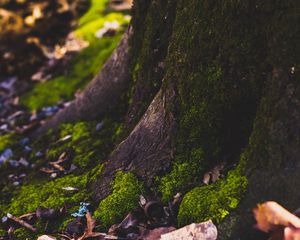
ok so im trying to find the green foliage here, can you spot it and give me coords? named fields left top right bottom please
left=94, top=172, right=144, bottom=229
left=177, top=162, right=247, bottom=226
left=7, top=174, right=88, bottom=216
left=21, top=0, right=130, bottom=110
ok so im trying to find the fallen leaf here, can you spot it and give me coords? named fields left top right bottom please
left=109, top=0, right=133, bottom=11
left=284, top=226, right=300, bottom=240
left=202, top=172, right=210, bottom=185
left=253, top=201, right=300, bottom=233
left=77, top=212, right=105, bottom=240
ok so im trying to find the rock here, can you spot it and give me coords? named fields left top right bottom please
left=141, top=227, right=176, bottom=240
left=37, top=235, right=57, bottom=240
left=36, top=206, right=59, bottom=220
left=96, top=121, right=104, bottom=131
left=160, top=221, right=217, bottom=240
left=9, top=160, right=20, bottom=167
left=12, top=181, right=20, bottom=186
left=19, top=157, right=29, bottom=167
left=0, top=148, right=13, bottom=165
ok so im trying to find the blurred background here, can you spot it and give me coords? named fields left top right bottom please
left=0, top=0, right=131, bottom=134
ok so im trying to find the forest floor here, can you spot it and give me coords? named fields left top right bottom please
left=0, top=1, right=299, bottom=240
left=0, top=1, right=137, bottom=239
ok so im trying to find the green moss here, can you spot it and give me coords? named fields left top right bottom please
left=125, top=0, right=177, bottom=130
left=44, top=121, right=120, bottom=168
left=13, top=228, right=35, bottom=240
left=78, top=0, right=106, bottom=26
left=88, top=163, right=104, bottom=183
left=157, top=147, right=205, bottom=203
left=94, top=171, right=144, bottom=229
left=177, top=161, right=247, bottom=226
left=164, top=0, right=267, bottom=182
left=0, top=133, right=19, bottom=152
left=20, top=0, right=130, bottom=110
left=0, top=229, right=7, bottom=237
left=8, top=174, right=88, bottom=216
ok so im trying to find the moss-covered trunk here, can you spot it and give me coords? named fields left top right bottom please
left=91, top=0, right=298, bottom=238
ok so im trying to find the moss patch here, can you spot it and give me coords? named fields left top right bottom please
left=41, top=120, right=121, bottom=169
left=13, top=228, right=32, bottom=239
left=21, top=0, right=130, bottom=110
left=94, top=171, right=144, bottom=229
left=177, top=160, right=247, bottom=226
left=0, top=133, right=19, bottom=152
left=7, top=174, right=88, bottom=216
left=157, top=149, right=203, bottom=202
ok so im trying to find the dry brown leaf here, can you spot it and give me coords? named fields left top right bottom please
left=109, top=0, right=133, bottom=11
left=253, top=201, right=300, bottom=233
left=202, top=172, right=210, bottom=185
left=284, top=227, right=300, bottom=240
left=77, top=212, right=105, bottom=240
left=49, top=162, right=65, bottom=172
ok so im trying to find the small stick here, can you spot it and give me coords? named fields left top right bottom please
left=7, top=213, right=37, bottom=232
left=57, top=233, right=72, bottom=240
left=49, top=162, right=65, bottom=172
left=40, top=167, right=55, bottom=173
left=19, top=212, right=36, bottom=219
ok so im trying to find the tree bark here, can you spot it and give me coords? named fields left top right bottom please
left=93, top=84, right=176, bottom=201
left=32, top=28, right=132, bottom=137
left=31, top=0, right=299, bottom=238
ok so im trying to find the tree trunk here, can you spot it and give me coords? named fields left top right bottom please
left=32, top=28, right=132, bottom=137
left=34, top=0, right=299, bottom=238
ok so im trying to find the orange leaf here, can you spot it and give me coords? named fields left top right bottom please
left=253, top=201, right=300, bottom=233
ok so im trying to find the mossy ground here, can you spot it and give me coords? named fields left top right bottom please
left=157, top=150, right=203, bottom=203
left=94, top=171, right=144, bottom=229
left=0, top=0, right=130, bottom=228
left=0, top=113, right=126, bottom=237
left=0, top=133, right=19, bottom=152
left=8, top=174, right=88, bottom=216
left=0, top=119, right=122, bottom=238
left=43, top=120, right=121, bottom=169
left=0, top=173, right=88, bottom=239
left=177, top=160, right=247, bottom=226
left=20, top=0, right=130, bottom=110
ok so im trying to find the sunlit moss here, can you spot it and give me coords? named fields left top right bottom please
left=13, top=228, right=34, bottom=240
left=94, top=172, right=144, bottom=229
left=7, top=174, right=88, bottom=216
left=0, top=133, right=19, bottom=152
left=21, top=0, right=130, bottom=110
left=156, top=147, right=204, bottom=202
left=45, top=121, right=120, bottom=168
left=177, top=161, right=247, bottom=226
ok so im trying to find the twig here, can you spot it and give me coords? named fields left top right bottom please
left=57, top=233, right=72, bottom=240
left=49, top=162, right=65, bottom=172
left=19, top=212, right=35, bottom=219
left=40, top=167, right=55, bottom=173
left=7, top=213, right=37, bottom=232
